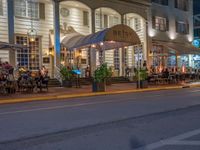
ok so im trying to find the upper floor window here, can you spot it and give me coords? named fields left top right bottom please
left=109, top=16, right=119, bottom=27
left=175, top=0, right=189, bottom=11
left=153, top=16, right=168, bottom=31
left=15, top=0, right=45, bottom=20
left=103, top=14, right=108, bottom=28
left=0, top=0, right=3, bottom=16
left=83, top=11, right=89, bottom=26
left=176, top=21, right=189, bottom=34
left=152, top=0, right=168, bottom=5
left=134, top=18, right=141, bottom=31
left=194, top=29, right=200, bottom=39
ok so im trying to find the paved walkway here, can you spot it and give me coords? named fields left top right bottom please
left=0, top=82, right=199, bottom=105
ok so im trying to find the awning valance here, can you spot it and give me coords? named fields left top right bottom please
left=61, top=24, right=141, bottom=50
left=153, top=41, right=200, bottom=55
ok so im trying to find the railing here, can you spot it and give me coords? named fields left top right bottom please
left=54, top=65, right=62, bottom=84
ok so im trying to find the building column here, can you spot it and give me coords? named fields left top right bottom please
left=90, top=9, right=96, bottom=76
left=121, top=14, right=126, bottom=76
left=53, top=0, right=61, bottom=69
left=7, top=0, right=15, bottom=66
left=121, top=14, right=124, bottom=24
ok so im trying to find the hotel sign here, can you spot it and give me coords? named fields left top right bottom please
left=105, top=24, right=141, bottom=45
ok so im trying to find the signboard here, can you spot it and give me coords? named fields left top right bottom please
left=192, top=39, right=200, bottom=48
left=43, top=57, right=50, bottom=64
left=105, top=24, right=141, bottom=45
left=81, top=59, right=87, bottom=64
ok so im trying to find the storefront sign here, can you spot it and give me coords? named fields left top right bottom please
left=43, top=57, right=50, bottom=64
left=192, top=39, right=200, bottom=48
left=105, top=25, right=141, bottom=45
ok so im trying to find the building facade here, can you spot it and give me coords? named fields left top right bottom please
left=149, top=0, right=196, bottom=71
left=0, top=0, right=197, bottom=78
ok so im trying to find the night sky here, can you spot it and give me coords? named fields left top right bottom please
left=194, top=0, right=200, bottom=15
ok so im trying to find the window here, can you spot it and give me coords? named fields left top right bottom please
left=176, top=21, right=189, bottom=34
left=104, top=15, right=108, bottom=28
left=135, top=18, right=141, bottom=31
left=152, top=0, right=168, bottom=5
left=153, top=16, right=168, bottom=31
left=175, top=0, right=188, bottom=11
left=16, top=36, right=40, bottom=70
left=114, top=49, right=120, bottom=70
left=0, top=0, right=3, bottom=16
left=194, top=28, right=200, bottom=38
left=15, top=0, right=40, bottom=19
left=83, top=11, right=89, bottom=26
left=109, top=16, right=119, bottom=27
left=124, top=48, right=128, bottom=66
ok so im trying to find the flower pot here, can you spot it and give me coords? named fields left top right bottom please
left=137, top=80, right=148, bottom=89
left=62, top=80, right=72, bottom=88
left=92, top=82, right=106, bottom=92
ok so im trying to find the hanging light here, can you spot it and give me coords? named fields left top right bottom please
left=91, top=44, right=96, bottom=48
left=100, top=42, right=104, bottom=46
left=27, top=28, right=37, bottom=42
left=27, top=0, right=37, bottom=42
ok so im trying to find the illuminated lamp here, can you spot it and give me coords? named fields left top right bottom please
left=91, top=44, right=96, bottom=48
left=188, top=36, right=193, bottom=42
left=182, top=65, right=186, bottom=73
left=160, top=66, right=163, bottom=73
left=27, top=2, right=37, bottom=42
left=27, top=28, right=37, bottom=42
left=100, top=42, right=104, bottom=46
left=148, top=30, right=155, bottom=37
left=169, top=32, right=176, bottom=40
left=61, top=61, right=64, bottom=64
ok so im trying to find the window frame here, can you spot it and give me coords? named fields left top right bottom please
left=14, top=0, right=40, bottom=19
left=15, top=35, right=41, bottom=71
left=151, top=0, right=168, bottom=6
left=0, top=0, right=3, bottom=16
left=175, top=0, right=189, bottom=11
left=153, top=16, right=168, bottom=31
left=176, top=21, right=189, bottom=34
left=83, top=10, right=89, bottom=27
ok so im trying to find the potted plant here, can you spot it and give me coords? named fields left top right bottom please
left=60, top=67, right=73, bottom=87
left=136, top=68, right=148, bottom=88
left=106, top=66, right=113, bottom=86
left=92, top=63, right=111, bottom=92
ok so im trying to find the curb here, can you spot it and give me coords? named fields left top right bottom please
left=0, top=84, right=200, bottom=105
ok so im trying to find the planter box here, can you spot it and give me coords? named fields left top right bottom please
left=92, top=82, right=106, bottom=92
left=137, top=80, right=148, bottom=89
left=62, top=80, right=72, bottom=88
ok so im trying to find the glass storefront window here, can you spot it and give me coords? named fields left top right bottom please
left=16, top=35, right=40, bottom=71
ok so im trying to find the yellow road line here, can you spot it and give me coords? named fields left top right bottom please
left=0, top=85, right=196, bottom=105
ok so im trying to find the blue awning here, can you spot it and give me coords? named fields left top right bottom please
left=61, top=24, right=141, bottom=51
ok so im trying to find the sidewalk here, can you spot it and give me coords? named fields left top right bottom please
left=0, top=82, right=200, bottom=105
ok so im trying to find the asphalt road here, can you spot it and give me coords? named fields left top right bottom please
left=0, top=87, right=200, bottom=150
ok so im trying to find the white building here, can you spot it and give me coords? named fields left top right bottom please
left=0, top=0, right=197, bottom=78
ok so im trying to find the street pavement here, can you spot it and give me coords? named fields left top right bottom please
left=0, top=87, right=200, bottom=150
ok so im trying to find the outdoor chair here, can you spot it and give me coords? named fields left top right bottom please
left=35, top=76, right=49, bottom=92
